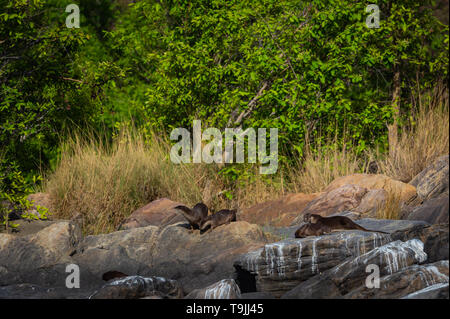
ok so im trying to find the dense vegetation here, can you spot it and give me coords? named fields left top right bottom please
left=1, top=0, right=448, bottom=232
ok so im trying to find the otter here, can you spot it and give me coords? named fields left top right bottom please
left=295, top=222, right=331, bottom=238
left=174, top=202, right=209, bottom=230
left=200, top=209, right=237, bottom=232
left=303, top=213, right=389, bottom=234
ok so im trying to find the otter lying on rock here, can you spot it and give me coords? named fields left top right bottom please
left=295, top=222, right=331, bottom=238
left=200, top=209, right=237, bottom=232
left=174, top=202, right=209, bottom=230
left=302, top=213, right=389, bottom=234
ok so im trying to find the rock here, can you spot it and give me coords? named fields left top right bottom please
left=184, top=279, right=241, bottom=299
left=89, top=275, right=183, bottom=299
left=239, top=193, right=319, bottom=227
left=73, top=221, right=267, bottom=294
left=118, top=198, right=186, bottom=230
left=402, top=282, right=449, bottom=299
left=291, top=185, right=368, bottom=225
left=391, top=223, right=449, bottom=262
left=345, top=260, right=449, bottom=299
left=0, top=283, right=91, bottom=299
left=324, top=174, right=417, bottom=203
left=410, top=155, right=449, bottom=201
left=0, top=221, right=81, bottom=287
left=234, top=230, right=392, bottom=297
left=356, top=218, right=429, bottom=233
left=240, top=292, right=275, bottom=299
left=405, top=193, right=449, bottom=224
left=281, top=239, right=427, bottom=299
left=353, top=189, right=388, bottom=218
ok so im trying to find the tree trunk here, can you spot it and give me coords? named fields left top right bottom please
left=388, top=70, right=401, bottom=157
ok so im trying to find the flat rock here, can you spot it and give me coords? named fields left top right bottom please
left=73, top=221, right=267, bottom=294
left=118, top=198, right=186, bottom=230
left=184, top=279, right=241, bottom=299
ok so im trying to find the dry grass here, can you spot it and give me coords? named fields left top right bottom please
left=376, top=84, right=449, bottom=182
left=375, top=192, right=402, bottom=220
left=44, top=129, right=229, bottom=234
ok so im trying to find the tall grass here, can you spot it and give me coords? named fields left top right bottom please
left=44, top=129, right=225, bottom=234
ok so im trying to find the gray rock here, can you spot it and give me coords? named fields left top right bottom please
left=410, top=155, right=449, bottom=201
left=234, top=230, right=392, bottom=297
left=402, top=282, right=449, bottom=299
left=282, top=239, right=427, bottom=299
left=89, top=275, right=183, bottom=299
left=184, top=279, right=241, bottom=299
left=406, top=193, right=449, bottom=224
left=345, top=260, right=449, bottom=299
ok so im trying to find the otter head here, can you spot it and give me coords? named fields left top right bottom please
left=309, top=214, right=322, bottom=223
left=303, top=213, right=312, bottom=223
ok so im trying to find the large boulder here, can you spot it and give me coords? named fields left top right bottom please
left=184, top=279, right=241, bottom=299
left=405, top=193, right=449, bottom=224
left=234, top=230, right=392, bottom=297
left=391, top=223, right=449, bottom=262
left=73, top=221, right=267, bottom=294
left=281, top=239, right=427, bottom=299
left=89, top=275, right=183, bottom=299
left=290, top=185, right=368, bottom=225
left=0, top=221, right=81, bottom=287
left=402, top=282, right=449, bottom=299
left=410, top=155, right=449, bottom=201
left=118, top=198, right=186, bottom=230
left=324, top=174, right=417, bottom=202
left=239, top=193, right=319, bottom=227
left=345, top=260, right=449, bottom=299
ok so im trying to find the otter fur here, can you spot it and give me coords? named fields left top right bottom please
left=295, top=222, right=331, bottom=238
left=174, top=202, right=209, bottom=230
left=303, top=213, right=389, bottom=234
left=200, top=209, right=237, bottom=232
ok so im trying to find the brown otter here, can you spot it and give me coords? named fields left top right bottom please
left=303, top=213, right=389, bottom=234
left=174, top=202, right=209, bottom=230
left=200, top=209, right=237, bottom=232
left=295, top=222, right=331, bottom=238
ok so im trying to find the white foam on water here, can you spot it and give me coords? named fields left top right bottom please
left=204, top=279, right=240, bottom=299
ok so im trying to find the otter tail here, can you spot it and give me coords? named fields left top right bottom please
left=355, top=224, right=389, bottom=234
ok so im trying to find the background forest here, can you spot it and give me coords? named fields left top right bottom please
left=1, top=0, right=448, bottom=234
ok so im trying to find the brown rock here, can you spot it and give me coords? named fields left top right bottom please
left=240, top=193, right=319, bottom=227
left=353, top=189, right=388, bottom=218
left=118, top=198, right=186, bottom=230
left=291, top=184, right=368, bottom=225
left=324, top=174, right=417, bottom=203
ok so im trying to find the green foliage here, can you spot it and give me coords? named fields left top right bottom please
left=109, top=0, right=448, bottom=160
